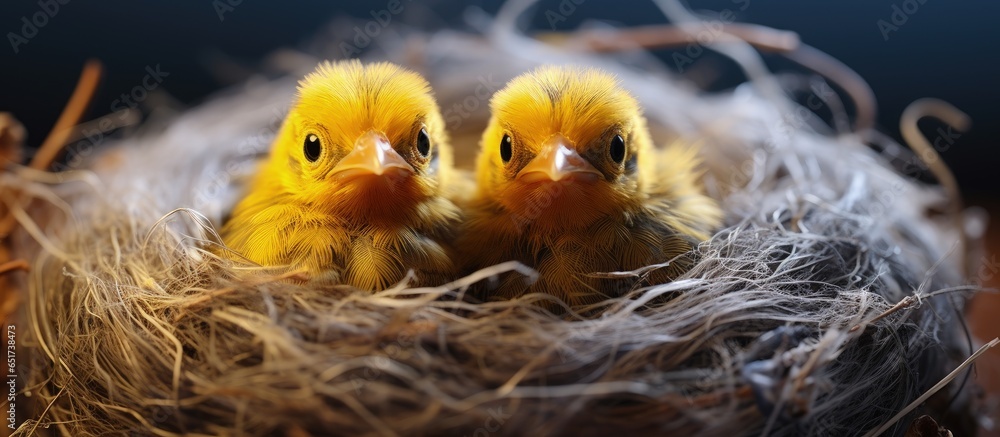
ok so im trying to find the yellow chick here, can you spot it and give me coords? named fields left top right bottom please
left=221, top=60, right=460, bottom=290
left=459, top=66, right=722, bottom=306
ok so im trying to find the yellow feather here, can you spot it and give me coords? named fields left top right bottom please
left=220, top=60, right=461, bottom=290
left=459, top=65, right=722, bottom=306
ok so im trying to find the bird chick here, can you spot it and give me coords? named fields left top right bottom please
left=221, top=60, right=460, bottom=290
left=459, top=65, right=722, bottom=306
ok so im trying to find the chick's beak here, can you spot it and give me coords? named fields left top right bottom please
left=332, top=130, right=414, bottom=180
left=517, top=135, right=602, bottom=183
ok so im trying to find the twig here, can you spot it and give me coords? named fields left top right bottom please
left=537, top=23, right=800, bottom=54
left=30, top=60, right=103, bottom=171
left=862, top=337, right=1000, bottom=437
left=784, top=44, right=878, bottom=137
left=849, top=295, right=917, bottom=333
left=25, top=383, right=67, bottom=436
left=0, top=60, right=103, bottom=238
left=0, top=259, right=29, bottom=275
left=899, top=99, right=972, bottom=278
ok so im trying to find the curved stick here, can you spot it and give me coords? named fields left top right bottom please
left=784, top=44, right=878, bottom=138
left=899, top=98, right=972, bottom=275
left=30, top=59, right=103, bottom=170
left=0, top=60, right=102, bottom=238
left=536, top=23, right=800, bottom=54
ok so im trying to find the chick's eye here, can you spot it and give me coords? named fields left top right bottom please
left=500, top=134, right=512, bottom=163
left=304, top=133, right=321, bottom=162
left=416, top=128, right=431, bottom=158
left=609, top=135, right=626, bottom=164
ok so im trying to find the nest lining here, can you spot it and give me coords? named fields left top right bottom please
left=5, top=4, right=980, bottom=437
left=10, top=162, right=968, bottom=436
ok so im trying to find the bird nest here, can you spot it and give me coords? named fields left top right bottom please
left=1, top=3, right=989, bottom=436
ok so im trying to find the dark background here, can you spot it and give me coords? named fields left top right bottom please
left=1, top=0, right=997, bottom=200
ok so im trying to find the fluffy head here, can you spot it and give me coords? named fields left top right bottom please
left=475, top=65, right=654, bottom=231
left=264, top=60, right=452, bottom=224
